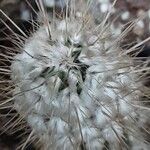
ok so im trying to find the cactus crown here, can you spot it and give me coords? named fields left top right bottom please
left=0, top=0, right=149, bottom=150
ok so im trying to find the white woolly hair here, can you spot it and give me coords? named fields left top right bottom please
left=0, top=0, right=150, bottom=150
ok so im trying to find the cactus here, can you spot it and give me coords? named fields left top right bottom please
left=0, top=0, right=150, bottom=149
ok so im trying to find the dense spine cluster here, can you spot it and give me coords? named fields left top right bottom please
left=0, top=0, right=149, bottom=150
